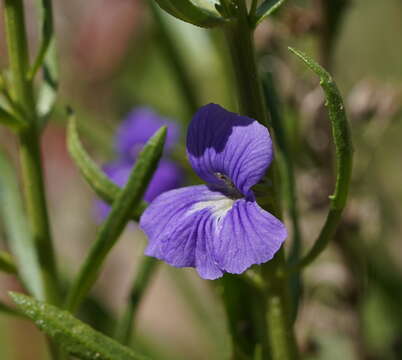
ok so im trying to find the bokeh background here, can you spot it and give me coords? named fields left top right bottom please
left=0, top=0, right=401, bottom=359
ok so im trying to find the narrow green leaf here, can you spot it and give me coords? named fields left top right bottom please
left=66, top=126, right=167, bottom=312
left=28, top=0, right=54, bottom=80
left=154, top=0, right=224, bottom=28
left=0, top=251, right=17, bottom=274
left=289, top=47, right=353, bottom=268
left=28, top=0, right=59, bottom=126
left=67, top=115, right=147, bottom=221
left=10, top=293, right=149, bottom=360
left=252, top=0, right=285, bottom=26
left=0, top=150, right=45, bottom=299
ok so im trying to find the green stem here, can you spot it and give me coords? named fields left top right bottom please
left=263, top=249, right=298, bottom=360
left=115, top=257, right=158, bottom=345
left=262, top=72, right=302, bottom=320
left=222, top=1, right=298, bottom=358
left=4, top=0, right=60, bottom=305
left=223, top=10, right=268, bottom=125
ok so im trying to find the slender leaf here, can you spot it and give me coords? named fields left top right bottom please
left=0, top=150, right=45, bottom=299
left=29, top=0, right=53, bottom=79
left=289, top=48, right=353, bottom=268
left=0, top=251, right=17, bottom=274
left=154, top=0, right=224, bottom=28
left=66, top=125, right=167, bottom=312
left=67, top=116, right=147, bottom=221
left=28, top=0, right=59, bottom=125
left=252, top=0, right=285, bottom=26
left=10, top=293, right=149, bottom=360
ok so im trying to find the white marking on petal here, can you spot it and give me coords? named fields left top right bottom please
left=188, top=195, right=235, bottom=230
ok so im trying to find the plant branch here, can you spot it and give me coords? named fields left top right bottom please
left=4, top=0, right=60, bottom=305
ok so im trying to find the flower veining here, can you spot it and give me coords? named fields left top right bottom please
left=140, top=103, right=287, bottom=280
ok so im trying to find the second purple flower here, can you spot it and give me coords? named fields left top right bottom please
left=97, top=108, right=183, bottom=219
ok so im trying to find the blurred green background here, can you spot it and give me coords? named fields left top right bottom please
left=0, top=0, right=401, bottom=359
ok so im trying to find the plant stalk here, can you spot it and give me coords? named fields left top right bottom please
left=4, top=0, right=60, bottom=305
left=223, top=1, right=298, bottom=358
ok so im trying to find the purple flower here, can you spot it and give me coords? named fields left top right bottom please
left=140, top=104, right=287, bottom=280
left=115, top=108, right=180, bottom=160
left=96, top=107, right=182, bottom=220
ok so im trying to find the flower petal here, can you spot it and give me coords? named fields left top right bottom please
left=187, top=104, right=272, bottom=195
left=116, top=107, right=180, bottom=159
left=96, top=159, right=182, bottom=220
left=140, top=185, right=232, bottom=280
left=214, top=199, right=287, bottom=274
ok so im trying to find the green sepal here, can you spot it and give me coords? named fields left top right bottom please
left=0, top=251, right=17, bottom=274
left=154, top=0, right=225, bottom=28
left=252, top=0, right=285, bottom=27
left=67, top=114, right=147, bottom=222
left=10, top=292, right=149, bottom=360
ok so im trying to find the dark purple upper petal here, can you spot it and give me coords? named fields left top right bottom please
left=96, top=159, right=183, bottom=220
left=187, top=104, right=273, bottom=196
left=116, top=107, right=180, bottom=160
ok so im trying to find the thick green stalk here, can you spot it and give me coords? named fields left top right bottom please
left=263, top=249, right=298, bottom=360
left=222, top=1, right=298, bottom=358
left=223, top=13, right=267, bottom=125
left=262, top=72, right=302, bottom=320
left=4, top=0, right=60, bottom=305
